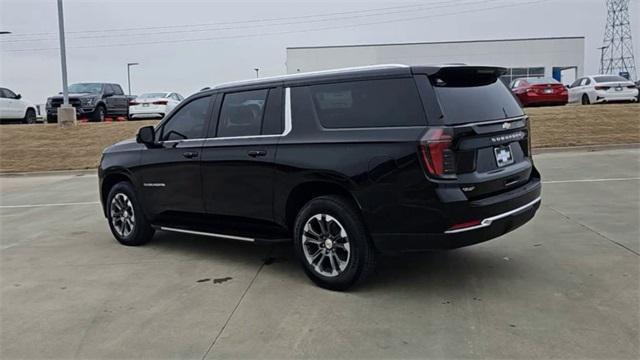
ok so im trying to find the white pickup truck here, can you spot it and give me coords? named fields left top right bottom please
left=0, top=87, right=37, bottom=124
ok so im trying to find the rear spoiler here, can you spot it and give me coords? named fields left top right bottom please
left=413, top=66, right=508, bottom=87
left=412, top=65, right=507, bottom=77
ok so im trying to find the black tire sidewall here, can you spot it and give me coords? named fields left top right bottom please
left=93, top=105, right=105, bottom=122
left=293, top=196, right=372, bottom=290
left=582, top=94, right=590, bottom=105
left=106, top=181, right=152, bottom=246
left=24, top=109, right=36, bottom=124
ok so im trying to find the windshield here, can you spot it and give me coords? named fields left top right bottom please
left=428, top=69, right=524, bottom=124
left=139, top=93, right=168, bottom=99
left=594, top=75, right=628, bottom=83
left=525, top=77, right=560, bottom=84
left=68, top=83, right=103, bottom=94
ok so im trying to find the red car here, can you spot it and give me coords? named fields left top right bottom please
left=509, top=77, right=568, bottom=107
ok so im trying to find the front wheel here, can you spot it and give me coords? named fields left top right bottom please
left=293, top=195, right=376, bottom=291
left=91, top=105, right=106, bottom=122
left=106, top=181, right=154, bottom=246
left=23, top=108, right=37, bottom=124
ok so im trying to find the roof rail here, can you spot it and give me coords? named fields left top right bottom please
left=211, top=64, right=409, bottom=90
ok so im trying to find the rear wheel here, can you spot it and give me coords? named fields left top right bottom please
left=293, top=195, right=376, bottom=291
left=106, top=181, right=154, bottom=246
left=23, top=108, right=37, bottom=124
left=581, top=94, right=591, bottom=105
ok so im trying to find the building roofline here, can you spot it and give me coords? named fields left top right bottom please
left=287, top=36, right=586, bottom=50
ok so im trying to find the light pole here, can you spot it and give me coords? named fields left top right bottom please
left=127, top=62, right=139, bottom=96
left=254, top=68, right=259, bottom=78
left=57, top=0, right=75, bottom=126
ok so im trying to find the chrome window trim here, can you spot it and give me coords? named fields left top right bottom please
left=444, top=196, right=541, bottom=234
left=160, top=87, right=292, bottom=145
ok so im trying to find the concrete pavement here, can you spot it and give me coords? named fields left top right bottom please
left=1, top=149, right=638, bottom=359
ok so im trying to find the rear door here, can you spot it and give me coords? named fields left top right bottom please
left=136, top=94, right=214, bottom=220
left=201, top=86, right=284, bottom=224
left=416, top=67, right=534, bottom=199
left=110, top=84, right=129, bottom=115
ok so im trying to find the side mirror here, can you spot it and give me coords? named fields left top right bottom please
left=15, top=94, right=22, bottom=99
left=136, top=126, right=156, bottom=146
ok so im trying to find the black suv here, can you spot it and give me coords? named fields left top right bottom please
left=99, top=65, right=541, bottom=290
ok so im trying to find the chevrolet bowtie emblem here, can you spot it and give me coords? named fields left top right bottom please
left=502, top=122, right=512, bottom=129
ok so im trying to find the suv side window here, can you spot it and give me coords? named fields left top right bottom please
left=160, top=96, right=211, bottom=141
left=112, top=84, right=124, bottom=95
left=217, top=89, right=268, bottom=137
left=570, top=78, right=583, bottom=88
left=261, top=87, right=284, bottom=135
left=297, top=78, right=426, bottom=128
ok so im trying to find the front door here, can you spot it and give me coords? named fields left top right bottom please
left=137, top=94, right=214, bottom=221
left=201, top=87, right=284, bottom=224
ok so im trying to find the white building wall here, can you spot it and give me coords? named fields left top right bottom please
left=286, top=37, right=584, bottom=81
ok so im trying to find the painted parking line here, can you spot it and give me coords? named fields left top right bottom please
left=0, top=201, right=100, bottom=209
left=542, top=177, right=640, bottom=184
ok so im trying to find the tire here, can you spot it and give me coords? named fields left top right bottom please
left=23, top=108, right=37, bottom=124
left=46, top=115, right=57, bottom=124
left=293, top=195, right=376, bottom=291
left=581, top=94, right=591, bottom=105
left=106, top=181, right=154, bottom=246
left=91, top=105, right=106, bottom=122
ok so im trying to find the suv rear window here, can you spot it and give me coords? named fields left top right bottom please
left=428, top=69, right=524, bottom=124
left=296, top=78, right=425, bottom=128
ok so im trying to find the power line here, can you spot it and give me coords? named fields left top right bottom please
left=0, top=0, right=500, bottom=44
left=3, top=0, right=551, bottom=53
left=0, top=1, right=455, bottom=38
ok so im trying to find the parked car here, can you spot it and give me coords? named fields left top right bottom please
left=99, top=65, right=541, bottom=290
left=46, top=83, right=131, bottom=123
left=568, top=75, right=638, bottom=105
left=636, top=80, right=640, bottom=101
left=129, top=92, right=184, bottom=120
left=0, top=87, right=37, bottom=124
left=509, top=77, right=568, bottom=107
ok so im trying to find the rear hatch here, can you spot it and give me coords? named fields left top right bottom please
left=415, top=66, right=535, bottom=199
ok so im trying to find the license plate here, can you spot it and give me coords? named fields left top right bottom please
left=544, top=88, right=553, bottom=94
left=142, top=103, right=150, bottom=107
left=494, top=145, right=514, bottom=168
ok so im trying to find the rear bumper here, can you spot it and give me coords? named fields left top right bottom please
left=518, top=93, right=567, bottom=106
left=594, top=90, right=638, bottom=103
left=371, top=176, right=542, bottom=253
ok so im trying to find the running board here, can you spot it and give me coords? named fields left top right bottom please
left=158, top=226, right=255, bottom=242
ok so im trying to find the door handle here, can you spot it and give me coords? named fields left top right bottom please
left=247, top=150, right=267, bottom=158
left=182, top=151, right=199, bottom=159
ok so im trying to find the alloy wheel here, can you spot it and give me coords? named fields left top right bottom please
left=110, top=193, right=135, bottom=237
left=301, top=214, right=351, bottom=277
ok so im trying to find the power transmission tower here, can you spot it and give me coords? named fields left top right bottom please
left=600, top=0, right=637, bottom=80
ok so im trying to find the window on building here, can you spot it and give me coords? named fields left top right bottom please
left=500, top=67, right=546, bottom=85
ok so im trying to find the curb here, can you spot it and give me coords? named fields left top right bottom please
left=0, top=169, right=96, bottom=177
left=532, top=143, right=639, bottom=154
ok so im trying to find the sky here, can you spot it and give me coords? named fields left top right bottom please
left=0, top=0, right=638, bottom=104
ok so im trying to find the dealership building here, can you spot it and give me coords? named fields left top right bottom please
left=286, top=36, right=585, bottom=85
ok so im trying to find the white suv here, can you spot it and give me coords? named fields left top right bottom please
left=0, top=87, right=37, bottom=124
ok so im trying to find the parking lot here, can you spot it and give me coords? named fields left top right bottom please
left=1, top=148, right=638, bottom=359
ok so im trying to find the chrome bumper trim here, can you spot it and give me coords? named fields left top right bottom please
left=444, top=196, right=541, bottom=234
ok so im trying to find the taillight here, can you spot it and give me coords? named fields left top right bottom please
left=595, top=86, right=610, bottom=90
left=153, top=100, right=168, bottom=105
left=129, top=101, right=139, bottom=106
left=419, top=128, right=456, bottom=179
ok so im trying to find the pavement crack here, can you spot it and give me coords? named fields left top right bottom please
left=545, top=205, right=640, bottom=256
left=200, top=246, right=272, bottom=359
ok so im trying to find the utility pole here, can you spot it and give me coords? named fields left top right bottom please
left=254, top=68, right=259, bottom=78
left=57, top=0, right=75, bottom=126
left=600, top=0, right=637, bottom=80
left=127, top=62, right=139, bottom=96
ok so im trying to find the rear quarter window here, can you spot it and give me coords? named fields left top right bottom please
left=294, top=78, right=426, bottom=128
